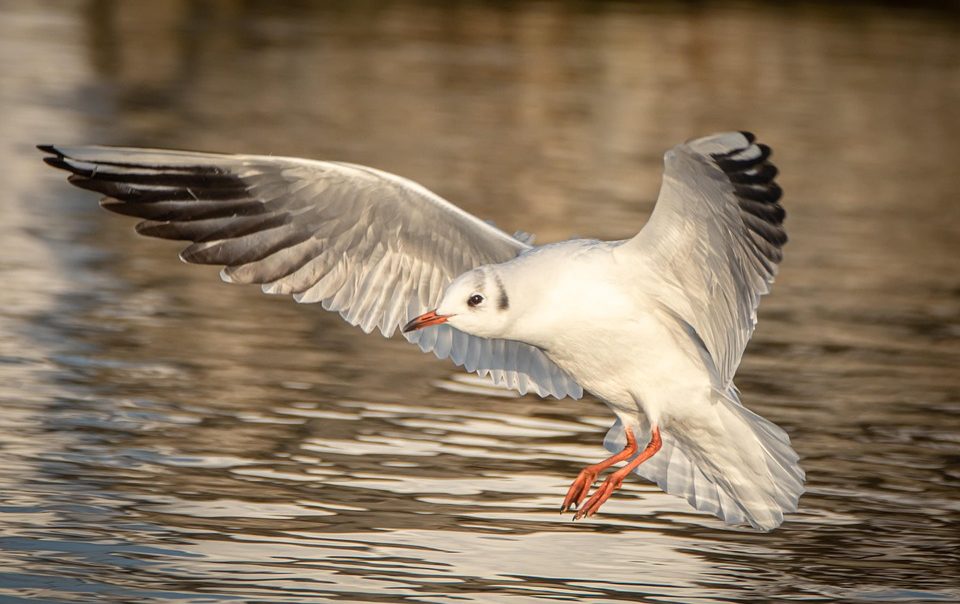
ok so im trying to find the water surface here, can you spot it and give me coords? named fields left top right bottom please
left=1, top=1, right=958, bottom=602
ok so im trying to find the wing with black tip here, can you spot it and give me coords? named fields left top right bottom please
left=626, top=132, right=786, bottom=386
left=39, top=144, right=582, bottom=399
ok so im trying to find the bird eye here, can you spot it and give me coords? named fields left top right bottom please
left=467, top=294, right=484, bottom=308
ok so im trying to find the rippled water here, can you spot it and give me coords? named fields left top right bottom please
left=2, top=1, right=959, bottom=602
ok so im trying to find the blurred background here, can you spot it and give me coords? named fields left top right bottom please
left=1, top=0, right=958, bottom=602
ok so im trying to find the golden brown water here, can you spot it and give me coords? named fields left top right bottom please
left=1, top=1, right=959, bottom=602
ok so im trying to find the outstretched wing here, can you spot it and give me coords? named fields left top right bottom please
left=40, top=145, right=582, bottom=399
left=626, top=132, right=785, bottom=387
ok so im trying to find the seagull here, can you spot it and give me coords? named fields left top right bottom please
left=39, top=131, right=803, bottom=530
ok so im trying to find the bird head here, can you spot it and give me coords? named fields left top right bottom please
left=403, top=267, right=513, bottom=339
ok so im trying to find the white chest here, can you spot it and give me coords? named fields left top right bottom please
left=500, top=241, right=714, bottom=420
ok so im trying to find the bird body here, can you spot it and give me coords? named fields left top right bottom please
left=477, top=239, right=709, bottom=424
left=40, top=131, right=803, bottom=530
left=429, top=237, right=802, bottom=530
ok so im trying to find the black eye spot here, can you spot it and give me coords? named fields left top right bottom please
left=467, top=294, right=484, bottom=308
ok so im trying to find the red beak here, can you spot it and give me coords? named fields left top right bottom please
left=402, top=310, right=449, bottom=333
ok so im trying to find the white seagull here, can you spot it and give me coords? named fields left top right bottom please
left=40, top=131, right=803, bottom=530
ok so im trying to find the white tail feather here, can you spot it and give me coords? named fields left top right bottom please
left=604, top=390, right=804, bottom=531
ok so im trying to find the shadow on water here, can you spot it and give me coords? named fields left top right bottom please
left=0, top=0, right=958, bottom=602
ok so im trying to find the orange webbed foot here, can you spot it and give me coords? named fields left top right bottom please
left=563, top=426, right=662, bottom=521
left=561, top=467, right=598, bottom=513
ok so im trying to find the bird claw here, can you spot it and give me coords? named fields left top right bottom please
left=572, top=476, right=624, bottom=520
left=562, top=468, right=620, bottom=520
left=561, top=468, right=597, bottom=513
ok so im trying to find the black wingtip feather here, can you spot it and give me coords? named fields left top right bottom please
left=715, top=144, right=772, bottom=172
left=735, top=182, right=783, bottom=204
left=66, top=174, right=104, bottom=192
left=42, top=155, right=71, bottom=170
left=701, top=132, right=787, bottom=267
left=180, top=228, right=313, bottom=266
left=738, top=198, right=786, bottom=224
left=729, top=162, right=779, bottom=184
left=37, top=144, right=58, bottom=154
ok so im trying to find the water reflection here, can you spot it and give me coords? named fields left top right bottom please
left=1, top=0, right=958, bottom=602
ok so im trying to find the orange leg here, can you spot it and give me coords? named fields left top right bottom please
left=561, top=428, right=639, bottom=513
left=573, top=426, right=662, bottom=520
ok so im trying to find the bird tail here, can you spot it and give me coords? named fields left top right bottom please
left=603, top=390, right=804, bottom=531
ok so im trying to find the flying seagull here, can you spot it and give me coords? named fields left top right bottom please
left=39, top=131, right=803, bottom=530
